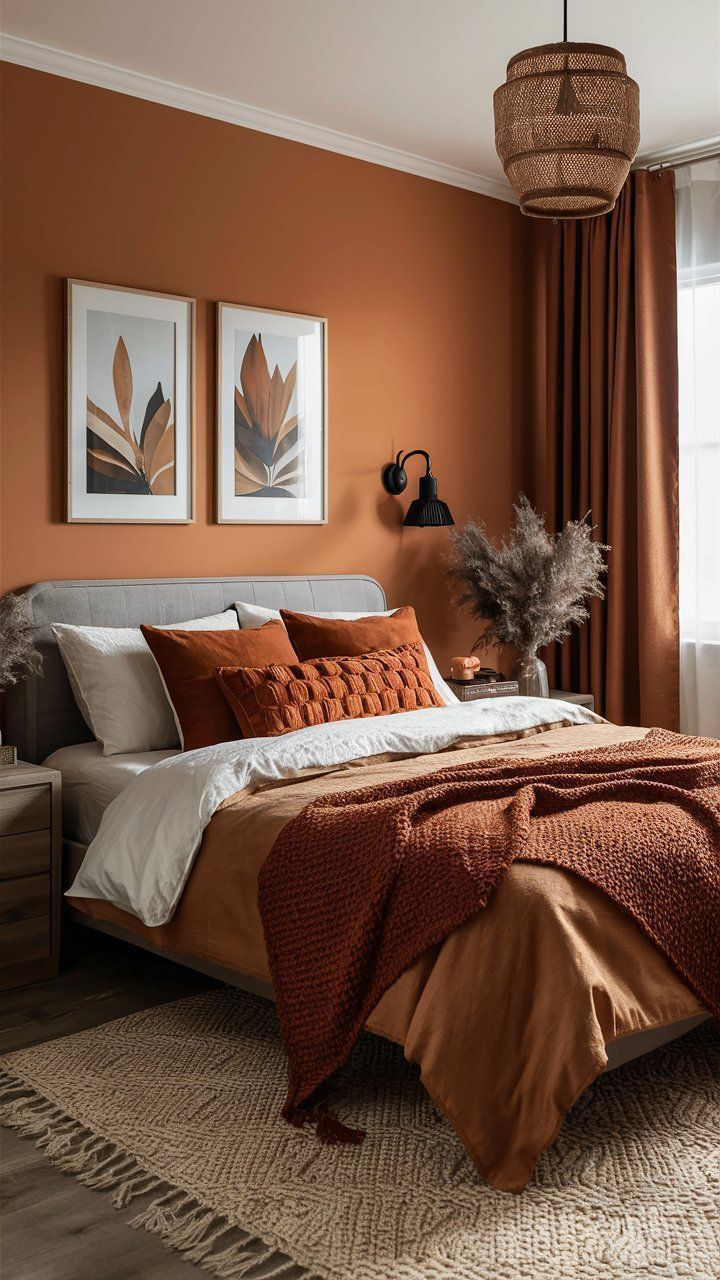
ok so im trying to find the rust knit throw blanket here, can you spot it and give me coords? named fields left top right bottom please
left=258, top=729, right=720, bottom=1133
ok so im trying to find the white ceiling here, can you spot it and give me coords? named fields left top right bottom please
left=2, top=0, right=719, bottom=194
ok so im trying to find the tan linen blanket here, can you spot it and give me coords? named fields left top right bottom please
left=69, top=722, right=710, bottom=1190
left=259, top=727, right=720, bottom=1146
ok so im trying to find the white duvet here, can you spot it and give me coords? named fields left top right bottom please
left=67, top=698, right=601, bottom=927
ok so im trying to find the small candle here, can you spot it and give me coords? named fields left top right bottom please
left=450, top=655, right=480, bottom=682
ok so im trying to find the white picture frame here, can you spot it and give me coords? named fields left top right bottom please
left=66, top=279, right=195, bottom=523
left=216, top=302, right=327, bottom=524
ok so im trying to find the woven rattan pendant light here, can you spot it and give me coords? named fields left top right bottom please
left=494, top=0, right=640, bottom=219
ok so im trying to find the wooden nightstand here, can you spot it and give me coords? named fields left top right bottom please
left=0, top=762, right=61, bottom=990
left=550, top=690, right=596, bottom=713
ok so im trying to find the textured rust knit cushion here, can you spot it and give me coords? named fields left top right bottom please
left=141, top=620, right=298, bottom=751
left=216, top=642, right=443, bottom=739
left=280, top=606, right=430, bottom=666
left=257, top=728, right=720, bottom=1130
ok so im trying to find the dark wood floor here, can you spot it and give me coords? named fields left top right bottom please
left=1, top=930, right=220, bottom=1280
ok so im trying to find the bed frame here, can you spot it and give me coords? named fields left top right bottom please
left=7, top=574, right=708, bottom=1068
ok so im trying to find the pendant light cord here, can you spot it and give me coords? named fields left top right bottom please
left=563, top=0, right=568, bottom=41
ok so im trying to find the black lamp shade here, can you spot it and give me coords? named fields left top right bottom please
left=404, top=473, right=454, bottom=527
left=404, top=499, right=454, bottom=527
left=382, top=450, right=454, bottom=527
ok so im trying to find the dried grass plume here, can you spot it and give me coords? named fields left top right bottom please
left=0, top=593, right=43, bottom=689
left=447, top=494, right=609, bottom=655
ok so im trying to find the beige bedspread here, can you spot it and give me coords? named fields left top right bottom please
left=70, top=721, right=707, bottom=1191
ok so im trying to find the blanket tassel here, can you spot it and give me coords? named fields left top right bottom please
left=284, top=1100, right=365, bottom=1146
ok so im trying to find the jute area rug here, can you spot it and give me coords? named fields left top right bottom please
left=1, top=988, right=717, bottom=1280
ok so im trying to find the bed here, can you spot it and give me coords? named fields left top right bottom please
left=7, top=575, right=712, bottom=1192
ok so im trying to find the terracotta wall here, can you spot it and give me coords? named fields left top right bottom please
left=0, top=63, right=532, bottom=671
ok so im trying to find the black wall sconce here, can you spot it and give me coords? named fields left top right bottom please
left=382, top=450, right=454, bottom=527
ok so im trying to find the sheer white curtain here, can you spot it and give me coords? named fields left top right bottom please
left=676, top=158, right=720, bottom=736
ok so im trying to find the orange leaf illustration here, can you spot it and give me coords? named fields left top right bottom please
left=87, top=449, right=138, bottom=480
left=147, top=422, right=175, bottom=490
left=240, top=336, right=272, bottom=437
left=87, top=400, right=140, bottom=469
left=143, top=400, right=172, bottom=477
left=112, top=337, right=133, bottom=435
left=150, top=463, right=175, bottom=496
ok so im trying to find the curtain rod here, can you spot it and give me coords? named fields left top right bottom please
left=646, top=151, right=720, bottom=172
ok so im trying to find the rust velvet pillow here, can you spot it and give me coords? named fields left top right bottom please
left=279, top=605, right=431, bottom=667
left=215, top=642, right=444, bottom=739
left=141, top=619, right=298, bottom=751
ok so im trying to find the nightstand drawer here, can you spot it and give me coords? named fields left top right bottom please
left=0, top=916, right=51, bottom=967
left=0, top=874, right=51, bottom=924
left=0, top=785, right=50, bottom=837
left=0, top=831, right=51, bottom=880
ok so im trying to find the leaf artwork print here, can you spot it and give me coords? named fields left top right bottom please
left=86, top=336, right=175, bottom=495
left=234, top=335, right=300, bottom=497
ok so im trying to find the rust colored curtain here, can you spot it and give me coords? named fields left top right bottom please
left=532, top=169, right=679, bottom=728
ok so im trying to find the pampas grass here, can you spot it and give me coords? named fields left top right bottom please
left=447, top=494, right=608, bottom=656
left=0, top=593, right=42, bottom=689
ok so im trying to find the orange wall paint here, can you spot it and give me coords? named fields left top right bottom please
left=1, top=64, right=532, bottom=671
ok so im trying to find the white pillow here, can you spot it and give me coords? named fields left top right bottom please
left=53, top=609, right=239, bottom=756
left=233, top=601, right=458, bottom=706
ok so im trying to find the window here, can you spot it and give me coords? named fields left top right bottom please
left=676, top=159, right=720, bottom=736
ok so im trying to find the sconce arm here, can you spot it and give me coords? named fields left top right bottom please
left=382, top=449, right=433, bottom=496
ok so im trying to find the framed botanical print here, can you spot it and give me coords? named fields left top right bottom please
left=217, top=302, right=327, bottom=524
left=66, top=279, right=194, bottom=523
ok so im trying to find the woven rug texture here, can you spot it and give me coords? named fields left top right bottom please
left=1, top=988, right=717, bottom=1280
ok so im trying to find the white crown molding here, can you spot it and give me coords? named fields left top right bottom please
left=636, top=136, right=720, bottom=169
left=0, top=33, right=515, bottom=205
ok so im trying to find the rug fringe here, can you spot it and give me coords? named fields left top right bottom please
left=0, top=1069, right=313, bottom=1280
left=129, top=1194, right=297, bottom=1279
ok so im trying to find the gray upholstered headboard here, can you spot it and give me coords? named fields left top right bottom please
left=6, top=575, right=387, bottom=763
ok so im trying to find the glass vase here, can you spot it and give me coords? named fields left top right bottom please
left=513, top=652, right=549, bottom=698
